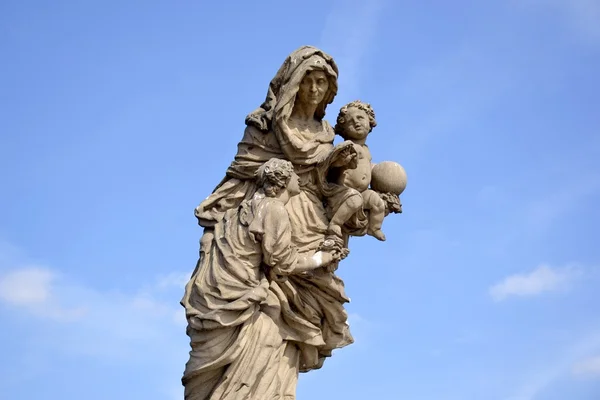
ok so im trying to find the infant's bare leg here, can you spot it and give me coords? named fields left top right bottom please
left=363, top=190, right=386, bottom=241
left=328, top=192, right=363, bottom=237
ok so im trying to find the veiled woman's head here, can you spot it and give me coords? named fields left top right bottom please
left=246, top=46, right=339, bottom=131
left=279, top=48, right=338, bottom=121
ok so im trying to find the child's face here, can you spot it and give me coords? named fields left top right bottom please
left=287, top=172, right=301, bottom=196
left=341, top=107, right=371, bottom=141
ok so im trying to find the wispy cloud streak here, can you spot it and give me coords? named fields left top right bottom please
left=319, top=0, right=386, bottom=103
left=489, top=264, right=581, bottom=302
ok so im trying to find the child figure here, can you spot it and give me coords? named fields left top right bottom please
left=327, top=100, right=387, bottom=241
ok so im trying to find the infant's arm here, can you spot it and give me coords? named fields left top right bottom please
left=340, top=146, right=372, bottom=191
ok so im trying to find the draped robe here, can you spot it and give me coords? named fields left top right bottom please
left=183, top=46, right=354, bottom=400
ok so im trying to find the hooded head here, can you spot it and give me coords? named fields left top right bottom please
left=246, top=46, right=339, bottom=132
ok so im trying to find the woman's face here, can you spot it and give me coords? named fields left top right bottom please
left=297, top=70, right=329, bottom=107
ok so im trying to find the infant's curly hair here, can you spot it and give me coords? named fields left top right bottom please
left=255, top=158, right=295, bottom=197
left=334, top=100, right=377, bottom=139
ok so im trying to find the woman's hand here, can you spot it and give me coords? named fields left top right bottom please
left=330, top=141, right=358, bottom=168
left=322, top=248, right=350, bottom=273
left=341, top=152, right=358, bottom=169
left=335, top=247, right=350, bottom=261
left=320, top=251, right=335, bottom=266
left=301, top=238, right=351, bottom=274
left=294, top=250, right=341, bottom=273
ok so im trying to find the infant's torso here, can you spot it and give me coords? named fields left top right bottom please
left=339, top=143, right=372, bottom=192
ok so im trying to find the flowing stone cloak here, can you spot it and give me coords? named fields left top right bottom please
left=182, top=195, right=350, bottom=399
left=188, top=47, right=353, bottom=388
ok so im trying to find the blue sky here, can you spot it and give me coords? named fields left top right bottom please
left=1, top=0, right=599, bottom=399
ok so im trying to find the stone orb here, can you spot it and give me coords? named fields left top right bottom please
left=371, top=161, right=407, bottom=195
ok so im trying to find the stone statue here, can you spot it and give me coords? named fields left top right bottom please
left=327, top=100, right=387, bottom=241
left=182, top=46, right=406, bottom=400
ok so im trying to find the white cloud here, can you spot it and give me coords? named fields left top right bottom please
left=573, top=355, right=600, bottom=378
left=489, top=265, right=579, bottom=302
left=0, top=266, right=87, bottom=321
left=0, top=267, right=53, bottom=305
left=0, top=266, right=188, bottom=355
left=0, top=239, right=190, bottom=398
left=0, top=238, right=189, bottom=358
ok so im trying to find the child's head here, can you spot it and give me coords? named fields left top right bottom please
left=255, top=158, right=298, bottom=197
left=334, top=100, right=377, bottom=141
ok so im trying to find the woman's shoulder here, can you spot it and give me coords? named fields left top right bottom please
left=320, top=119, right=336, bottom=142
left=239, top=124, right=282, bottom=151
left=240, top=124, right=265, bottom=142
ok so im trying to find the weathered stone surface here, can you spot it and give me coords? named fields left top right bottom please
left=181, top=45, right=406, bottom=400
left=371, top=161, right=408, bottom=196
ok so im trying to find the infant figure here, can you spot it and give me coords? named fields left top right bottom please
left=327, top=100, right=387, bottom=241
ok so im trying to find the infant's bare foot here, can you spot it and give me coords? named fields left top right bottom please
left=368, top=229, right=386, bottom=241
left=327, top=223, right=343, bottom=238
